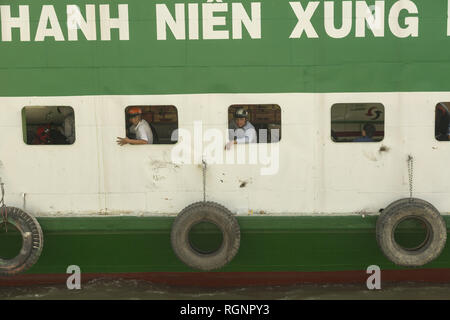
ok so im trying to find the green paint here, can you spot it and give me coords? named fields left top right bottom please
left=0, top=215, right=447, bottom=274
left=0, top=0, right=449, bottom=96
left=189, top=222, right=224, bottom=254
left=394, top=218, right=429, bottom=250
left=0, top=224, right=22, bottom=260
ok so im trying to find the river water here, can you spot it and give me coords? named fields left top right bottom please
left=0, top=279, right=449, bottom=300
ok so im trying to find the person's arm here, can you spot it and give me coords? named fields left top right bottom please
left=225, top=128, right=237, bottom=150
left=128, top=138, right=148, bottom=145
left=116, top=137, right=148, bottom=145
left=117, top=123, right=151, bottom=146
left=225, top=140, right=237, bottom=150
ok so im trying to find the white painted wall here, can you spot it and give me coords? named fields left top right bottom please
left=0, top=92, right=448, bottom=216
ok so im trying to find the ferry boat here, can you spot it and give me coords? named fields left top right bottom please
left=1, top=0, right=450, bottom=287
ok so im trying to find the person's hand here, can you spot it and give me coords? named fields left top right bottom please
left=116, top=137, right=129, bottom=146
left=224, top=141, right=236, bottom=150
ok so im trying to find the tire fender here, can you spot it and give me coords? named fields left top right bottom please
left=0, top=207, right=44, bottom=276
left=171, top=202, right=240, bottom=271
left=376, top=198, right=447, bottom=267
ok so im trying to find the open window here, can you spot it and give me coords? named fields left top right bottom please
left=435, top=102, right=450, bottom=141
left=331, top=103, right=385, bottom=143
left=228, top=105, right=281, bottom=144
left=124, top=105, right=178, bottom=144
left=22, top=106, right=75, bottom=145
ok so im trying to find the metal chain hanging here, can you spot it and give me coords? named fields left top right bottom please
left=0, top=180, right=7, bottom=232
left=202, top=159, right=207, bottom=202
left=407, top=155, right=414, bottom=199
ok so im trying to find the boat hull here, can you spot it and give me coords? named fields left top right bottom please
left=1, top=215, right=449, bottom=287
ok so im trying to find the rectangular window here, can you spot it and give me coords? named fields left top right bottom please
left=22, top=106, right=75, bottom=145
left=331, top=103, right=384, bottom=143
left=124, top=105, right=178, bottom=144
left=435, top=102, right=450, bottom=141
left=228, top=105, right=281, bottom=144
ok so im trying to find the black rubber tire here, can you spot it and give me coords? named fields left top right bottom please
left=377, top=198, right=415, bottom=232
left=171, top=202, right=240, bottom=271
left=376, top=198, right=447, bottom=267
left=0, top=207, right=44, bottom=276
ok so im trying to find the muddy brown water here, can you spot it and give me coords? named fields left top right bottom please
left=0, top=279, right=449, bottom=300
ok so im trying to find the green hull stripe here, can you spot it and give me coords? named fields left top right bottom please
left=1, top=216, right=448, bottom=274
left=36, top=215, right=390, bottom=232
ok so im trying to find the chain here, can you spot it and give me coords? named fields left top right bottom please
left=0, top=181, right=7, bottom=232
left=407, top=155, right=414, bottom=199
left=202, top=159, right=207, bottom=202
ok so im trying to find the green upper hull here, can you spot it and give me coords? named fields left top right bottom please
left=1, top=0, right=450, bottom=96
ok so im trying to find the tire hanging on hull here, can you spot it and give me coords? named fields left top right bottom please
left=171, top=201, right=240, bottom=271
left=376, top=198, right=447, bottom=267
left=0, top=207, right=44, bottom=276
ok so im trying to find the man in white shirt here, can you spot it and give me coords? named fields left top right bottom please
left=225, top=107, right=257, bottom=150
left=117, top=107, right=153, bottom=145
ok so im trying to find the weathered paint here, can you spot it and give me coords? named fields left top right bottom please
left=1, top=93, right=450, bottom=215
